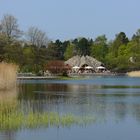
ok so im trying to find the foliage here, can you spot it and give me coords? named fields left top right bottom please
left=45, top=60, right=66, bottom=75
left=0, top=101, right=96, bottom=130
left=0, top=14, right=140, bottom=73
left=77, top=37, right=91, bottom=56
left=90, top=35, right=108, bottom=63
left=64, top=43, right=75, bottom=60
left=111, top=32, right=129, bottom=57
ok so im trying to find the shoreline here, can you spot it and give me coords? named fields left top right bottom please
left=17, top=73, right=126, bottom=79
left=68, top=72, right=125, bottom=76
left=127, top=71, right=140, bottom=77
left=17, top=76, right=57, bottom=80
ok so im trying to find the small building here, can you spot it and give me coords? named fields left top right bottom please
left=65, top=55, right=106, bottom=73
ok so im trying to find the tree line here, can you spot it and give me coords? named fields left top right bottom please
left=0, top=14, right=140, bottom=74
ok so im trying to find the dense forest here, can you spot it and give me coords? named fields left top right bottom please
left=0, top=14, right=140, bottom=74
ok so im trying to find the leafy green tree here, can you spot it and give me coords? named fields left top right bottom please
left=111, top=32, right=129, bottom=57
left=64, top=43, right=75, bottom=60
left=21, top=45, right=36, bottom=72
left=105, top=52, right=118, bottom=71
left=115, top=55, right=130, bottom=72
left=91, top=35, right=108, bottom=62
left=0, top=33, right=9, bottom=61
left=61, top=40, right=70, bottom=58
left=118, top=44, right=128, bottom=56
left=132, top=29, right=140, bottom=43
left=77, top=37, right=90, bottom=56
left=4, top=41, right=24, bottom=65
left=54, top=39, right=64, bottom=59
left=46, top=42, right=60, bottom=60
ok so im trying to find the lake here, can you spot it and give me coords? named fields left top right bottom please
left=0, top=76, right=140, bottom=140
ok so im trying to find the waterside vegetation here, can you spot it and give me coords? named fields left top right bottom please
left=0, top=63, right=18, bottom=90
left=0, top=101, right=96, bottom=130
left=127, top=71, right=140, bottom=77
left=0, top=14, right=140, bottom=74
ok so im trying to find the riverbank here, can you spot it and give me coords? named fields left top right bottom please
left=17, top=75, right=58, bottom=79
left=127, top=71, right=140, bottom=77
left=17, top=72, right=126, bottom=80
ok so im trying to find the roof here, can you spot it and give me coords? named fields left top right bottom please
left=65, top=55, right=102, bottom=71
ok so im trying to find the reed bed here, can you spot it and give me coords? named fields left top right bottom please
left=0, top=88, right=18, bottom=104
left=0, top=63, right=18, bottom=90
left=0, top=63, right=96, bottom=130
left=127, top=71, right=140, bottom=77
left=0, top=101, right=96, bottom=130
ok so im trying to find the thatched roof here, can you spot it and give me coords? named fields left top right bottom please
left=65, top=55, right=103, bottom=70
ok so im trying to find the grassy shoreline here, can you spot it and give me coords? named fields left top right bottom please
left=17, top=72, right=125, bottom=80
left=0, top=101, right=96, bottom=130
left=127, top=71, right=140, bottom=77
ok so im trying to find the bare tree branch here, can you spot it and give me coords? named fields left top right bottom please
left=27, top=26, right=49, bottom=47
left=0, top=14, right=22, bottom=39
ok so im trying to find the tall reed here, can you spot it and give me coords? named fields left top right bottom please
left=0, top=63, right=18, bottom=90
left=127, top=71, right=140, bottom=77
left=0, top=102, right=96, bottom=130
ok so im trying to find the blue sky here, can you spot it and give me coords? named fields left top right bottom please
left=0, top=0, right=140, bottom=41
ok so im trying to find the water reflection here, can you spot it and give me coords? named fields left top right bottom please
left=1, top=77, right=140, bottom=140
left=18, top=78, right=140, bottom=122
left=0, top=131, right=16, bottom=140
left=0, top=88, right=17, bottom=103
left=0, top=88, right=18, bottom=140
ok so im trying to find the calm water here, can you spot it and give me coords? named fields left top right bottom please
left=1, top=76, right=140, bottom=140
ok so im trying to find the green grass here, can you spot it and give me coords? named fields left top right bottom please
left=0, top=101, right=96, bottom=130
left=58, top=75, right=85, bottom=80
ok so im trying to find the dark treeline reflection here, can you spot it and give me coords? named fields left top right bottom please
left=17, top=81, right=140, bottom=122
